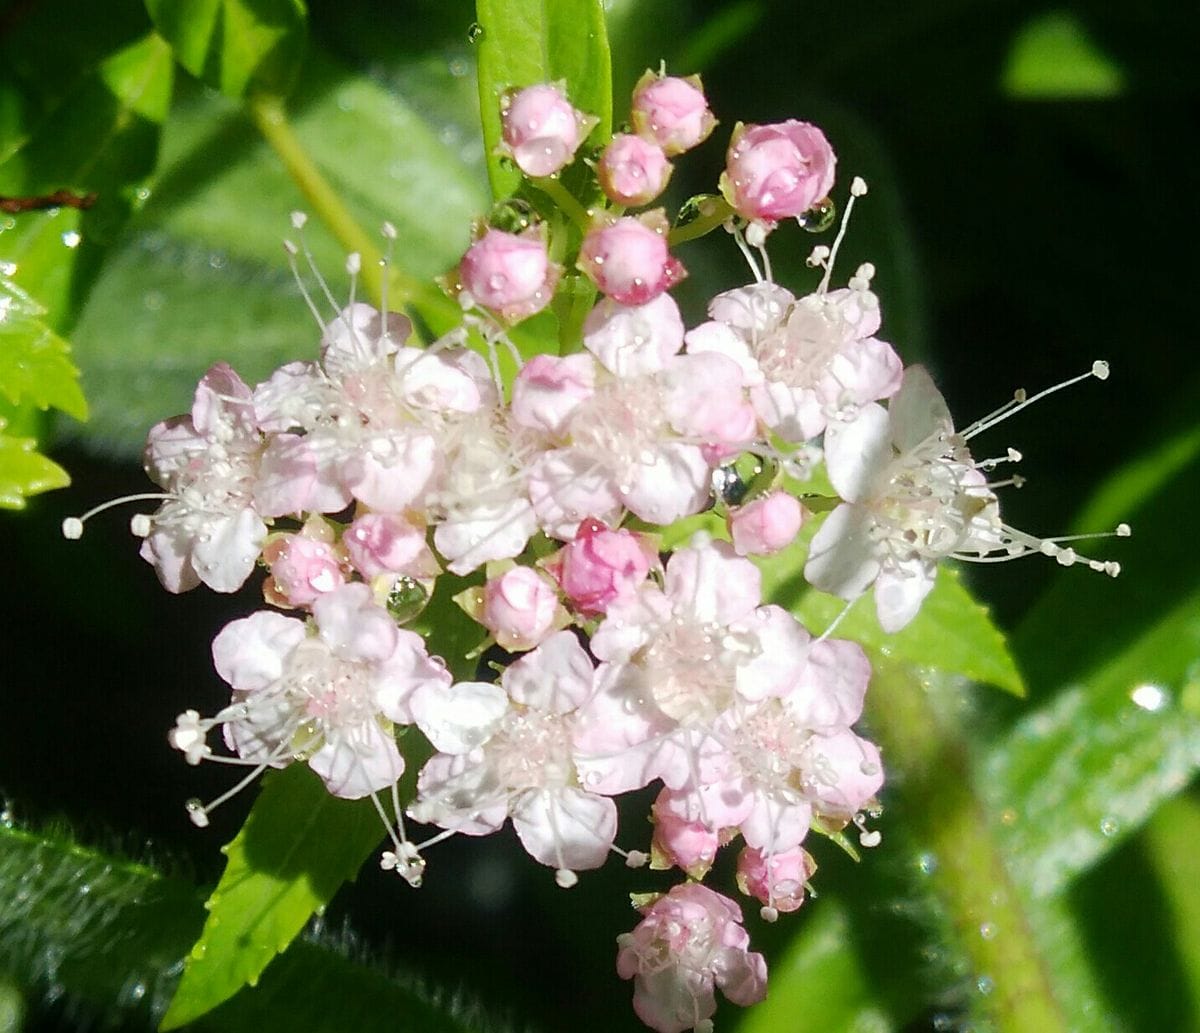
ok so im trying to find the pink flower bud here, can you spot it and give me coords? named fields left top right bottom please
left=263, top=533, right=346, bottom=609
left=457, top=227, right=559, bottom=323
left=500, top=83, right=596, bottom=178
left=651, top=790, right=719, bottom=876
left=481, top=566, right=560, bottom=651
left=729, top=491, right=805, bottom=556
left=597, top=133, right=672, bottom=206
left=630, top=71, right=715, bottom=156
left=720, top=120, right=836, bottom=223
left=736, top=845, right=816, bottom=914
left=511, top=353, right=595, bottom=434
left=578, top=212, right=686, bottom=306
left=554, top=519, right=653, bottom=616
left=344, top=513, right=428, bottom=578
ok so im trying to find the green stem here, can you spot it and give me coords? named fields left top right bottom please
left=868, top=662, right=1069, bottom=1033
left=248, top=94, right=450, bottom=324
left=533, top=175, right=592, bottom=230
left=668, top=196, right=734, bottom=247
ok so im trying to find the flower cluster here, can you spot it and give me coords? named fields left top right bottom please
left=65, top=72, right=1126, bottom=1033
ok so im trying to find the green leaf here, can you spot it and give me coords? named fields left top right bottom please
left=735, top=899, right=894, bottom=1033
left=755, top=516, right=1025, bottom=696
left=160, top=764, right=386, bottom=1030
left=67, top=50, right=488, bottom=457
left=1003, top=11, right=1125, bottom=100
left=1145, top=793, right=1200, bottom=1010
left=146, top=0, right=307, bottom=100
left=0, top=426, right=70, bottom=508
left=0, top=31, right=174, bottom=324
left=474, top=0, right=612, bottom=199
left=0, top=307, right=88, bottom=421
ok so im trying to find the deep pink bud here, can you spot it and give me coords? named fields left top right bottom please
left=720, top=120, right=836, bottom=223
left=555, top=519, right=653, bottom=616
left=577, top=212, right=686, bottom=306
left=263, top=533, right=346, bottom=609
left=344, top=513, right=427, bottom=577
left=729, top=491, right=805, bottom=556
left=651, top=789, right=719, bottom=876
left=597, top=133, right=672, bottom=206
left=457, top=227, right=559, bottom=323
left=500, top=83, right=596, bottom=178
left=481, top=566, right=559, bottom=651
left=736, top=845, right=816, bottom=916
left=630, top=71, right=715, bottom=155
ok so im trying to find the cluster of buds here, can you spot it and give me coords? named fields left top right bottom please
left=64, top=70, right=1127, bottom=1033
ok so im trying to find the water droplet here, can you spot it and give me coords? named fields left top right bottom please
left=1099, top=816, right=1119, bottom=837
left=61, top=230, right=82, bottom=248
left=976, top=974, right=994, bottom=995
left=797, top=197, right=837, bottom=233
left=979, top=921, right=997, bottom=940
left=466, top=21, right=484, bottom=43
left=673, top=193, right=722, bottom=230
left=387, top=576, right=429, bottom=623
left=448, top=57, right=468, bottom=77
left=917, top=852, right=938, bottom=875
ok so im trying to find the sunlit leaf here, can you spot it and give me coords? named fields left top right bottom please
left=474, top=0, right=612, bottom=199
left=146, top=0, right=307, bottom=100
left=160, top=764, right=386, bottom=1029
left=0, top=427, right=71, bottom=508
left=0, top=307, right=88, bottom=420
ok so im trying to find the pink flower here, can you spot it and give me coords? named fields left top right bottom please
left=344, top=512, right=430, bottom=578
left=499, top=83, right=596, bottom=178
left=511, top=354, right=596, bottom=435
left=720, top=120, right=836, bottom=223
left=582, top=294, right=685, bottom=378
left=617, top=883, right=766, bottom=1033
left=578, top=212, right=686, bottom=306
left=457, top=226, right=559, bottom=324
left=597, top=133, right=672, bottom=206
left=553, top=519, right=654, bottom=616
left=630, top=71, right=716, bottom=156
left=651, top=788, right=719, bottom=877
left=729, top=491, right=805, bottom=556
left=409, top=632, right=616, bottom=885
left=736, top=844, right=815, bottom=917
left=480, top=566, right=560, bottom=651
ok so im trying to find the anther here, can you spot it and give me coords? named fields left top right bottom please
left=61, top=517, right=83, bottom=540
left=760, top=905, right=779, bottom=923
left=850, top=176, right=868, bottom=197
left=555, top=868, right=579, bottom=889
left=290, top=211, right=308, bottom=229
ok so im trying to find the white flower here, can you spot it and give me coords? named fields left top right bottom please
left=806, top=362, right=1123, bottom=631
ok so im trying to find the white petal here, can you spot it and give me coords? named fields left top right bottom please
left=888, top=364, right=953, bottom=452
left=683, top=321, right=763, bottom=386
left=510, top=787, right=617, bottom=870
left=434, top=497, right=538, bottom=576
left=804, top=504, right=882, bottom=601
left=308, top=721, right=404, bottom=799
left=193, top=507, right=268, bottom=593
left=411, top=681, right=509, bottom=755
left=212, top=611, right=307, bottom=691
left=664, top=538, right=761, bottom=626
left=410, top=751, right=508, bottom=835
left=823, top=402, right=891, bottom=503
left=623, top=442, right=710, bottom=528
left=504, top=631, right=596, bottom=713
left=874, top=556, right=937, bottom=632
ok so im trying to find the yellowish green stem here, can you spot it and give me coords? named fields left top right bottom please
left=668, top=196, right=734, bottom=247
left=248, top=94, right=450, bottom=323
left=869, top=662, right=1070, bottom=1033
left=533, top=175, right=592, bottom=230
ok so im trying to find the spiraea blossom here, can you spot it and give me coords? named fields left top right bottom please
left=617, top=883, right=767, bottom=1033
left=806, top=361, right=1125, bottom=631
left=63, top=67, right=1129, bottom=1033
left=169, top=583, right=450, bottom=825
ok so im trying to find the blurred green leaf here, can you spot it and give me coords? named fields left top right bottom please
left=1145, top=792, right=1200, bottom=1010
left=160, top=764, right=385, bottom=1029
left=1003, top=11, right=1125, bottom=100
left=67, top=50, right=488, bottom=457
left=0, top=426, right=70, bottom=508
left=474, top=0, right=612, bottom=199
left=735, top=899, right=894, bottom=1033
left=146, top=0, right=307, bottom=100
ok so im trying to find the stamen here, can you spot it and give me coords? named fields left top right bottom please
left=818, top=176, right=867, bottom=295
left=962, top=361, right=1110, bottom=440
left=62, top=493, right=173, bottom=539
